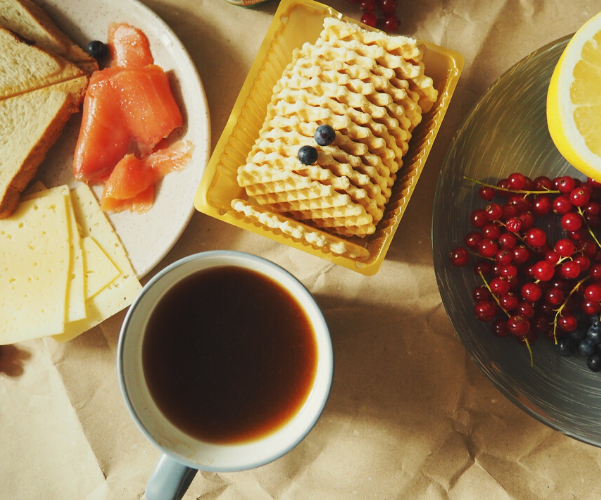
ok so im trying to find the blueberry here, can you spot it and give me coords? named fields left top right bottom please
left=588, top=353, right=601, bottom=372
left=590, top=315, right=601, bottom=326
left=298, top=145, right=318, bottom=165
left=556, top=337, right=576, bottom=357
left=587, top=324, right=601, bottom=344
left=87, top=40, right=107, bottom=59
left=579, top=337, right=598, bottom=356
left=569, top=327, right=587, bottom=341
left=314, top=125, right=336, bottom=146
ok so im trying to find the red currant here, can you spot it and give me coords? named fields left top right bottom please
left=508, top=172, right=527, bottom=190
left=482, top=222, right=501, bottom=240
left=479, top=186, right=495, bottom=201
left=561, top=212, right=583, bottom=232
left=478, top=239, right=498, bottom=258
left=582, top=300, right=601, bottom=315
left=517, top=301, right=535, bottom=318
left=473, top=285, right=492, bottom=302
left=553, top=195, right=573, bottom=215
left=525, top=228, right=546, bottom=247
left=545, top=250, right=560, bottom=265
left=590, top=263, right=601, bottom=280
left=532, top=195, right=552, bottom=216
left=474, top=300, right=497, bottom=322
left=470, top=208, right=488, bottom=228
left=474, top=261, right=492, bottom=276
left=485, top=203, right=503, bottom=221
left=383, top=13, right=399, bottom=31
left=570, top=187, right=591, bottom=207
left=534, top=176, right=553, bottom=190
left=360, top=12, right=378, bottom=27
left=495, top=249, right=513, bottom=265
left=512, top=245, right=531, bottom=264
left=507, top=315, right=530, bottom=336
left=359, top=0, right=377, bottom=11
left=491, top=319, right=509, bottom=337
left=544, top=288, right=565, bottom=306
left=555, top=176, right=576, bottom=193
left=560, top=261, right=581, bottom=279
left=558, top=313, right=578, bottom=332
left=506, top=217, right=522, bottom=232
left=588, top=177, right=601, bottom=189
left=381, top=0, right=397, bottom=13
left=574, top=255, right=591, bottom=272
left=498, top=232, right=517, bottom=250
left=509, top=195, right=531, bottom=213
left=465, top=231, right=483, bottom=250
left=450, top=247, right=469, bottom=267
left=585, top=283, right=601, bottom=302
left=497, top=179, right=511, bottom=197
left=490, top=277, right=510, bottom=295
left=500, top=293, right=519, bottom=311
left=554, top=238, right=575, bottom=257
left=521, top=282, right=543, bottom=302
left=533, top=260, right=555, bottom=281
left=518, top=212, right=535, bottom=231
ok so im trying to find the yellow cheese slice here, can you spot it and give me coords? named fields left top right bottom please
left=81, top=236, right=120, bottom=299
left=53, top=184, right=142, bottom=343
left=23, top=185, right=86, bottom=322
left=0, top=190, right=70, bottom=344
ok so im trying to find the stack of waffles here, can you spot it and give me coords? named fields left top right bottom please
left=232, top=17, right=437, bottom=258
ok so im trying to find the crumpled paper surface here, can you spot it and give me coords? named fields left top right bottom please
left=3, top=0, right=601, bottom=499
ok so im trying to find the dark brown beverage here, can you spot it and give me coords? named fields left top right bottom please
left=142, top=266, right=318, bottom=444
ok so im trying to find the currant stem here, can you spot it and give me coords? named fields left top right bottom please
left=464, top=176, right=560, bottom=195
left=469, top=250, right=494, bottom=261
left=552, top=275, right=590, bottom=344
left=577, top=206, right=601, bottom=250
left=478, top=271, right=510, bottom=318
left=524, top=336, right=534, bottom=368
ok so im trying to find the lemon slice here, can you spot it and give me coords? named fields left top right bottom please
left=547, top=11, right=601, bottom=179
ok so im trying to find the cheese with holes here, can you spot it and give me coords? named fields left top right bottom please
left=82, top=236, right=120, bottom=299
left=0, top=190, right=70, bottom=343
left=53, top=184, right=142, bottom=343
left=23, top=185, right=86, bottom=322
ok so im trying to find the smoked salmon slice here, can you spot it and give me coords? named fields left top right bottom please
left=111, top=66, right=183, bottom=147
left=101, top=140, right=194, bottom=213
left=108, top=23, right=154, bottom=68
left=73, top=22, right=191, bottom=211
left=73, top=69, right=131, bottom=182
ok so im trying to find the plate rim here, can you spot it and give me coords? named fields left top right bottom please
left=429, top=34, right=601, bottom=448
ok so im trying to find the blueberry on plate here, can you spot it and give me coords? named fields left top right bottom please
left=314, top=125, right=336, bottom=146
left=588, top=353, right=601, bottom=372
left=298, top=145, right=318, bottom=165
left=579, top=337, right=598, bottom=356
left=569, top=327, right=587, bottom=341
left=587, top=324, right=601, bottom=344
left=87, top=40, right=107, bottom=59
left=556, top=336, right=576, bottom=357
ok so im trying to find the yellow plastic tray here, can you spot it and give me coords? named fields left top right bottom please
left=194, top=0, right=464, bottom=275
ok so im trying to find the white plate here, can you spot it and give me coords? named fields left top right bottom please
left=33, top=0, right=211, bottom=278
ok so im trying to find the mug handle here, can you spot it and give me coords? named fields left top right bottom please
left=145, top=454, right=198, bottom=500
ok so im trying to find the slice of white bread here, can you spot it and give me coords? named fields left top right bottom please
left=0, top=0, right=98, bottom=74
left=0, top=26, right=87, bottom=100
left=0, top=77, right=88, bottom=217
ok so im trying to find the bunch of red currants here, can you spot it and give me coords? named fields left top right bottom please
left=450, top=173, right=601, bottom=372
left=346, top=0, right=400, bottom=32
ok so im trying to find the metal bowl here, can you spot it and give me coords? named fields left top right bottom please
left=432, top=35, right=601, bottom=446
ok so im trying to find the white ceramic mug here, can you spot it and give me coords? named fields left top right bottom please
left=117, top=251, right=333, bottom=500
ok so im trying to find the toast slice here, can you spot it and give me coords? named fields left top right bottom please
left=0, top=0, right=98, bottom=74
left=0, top=26, right=88, bottom=100
left=0, top=77, right=88, bottom=218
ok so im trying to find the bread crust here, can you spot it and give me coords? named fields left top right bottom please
left=0, top=77, right=88, bottom=218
